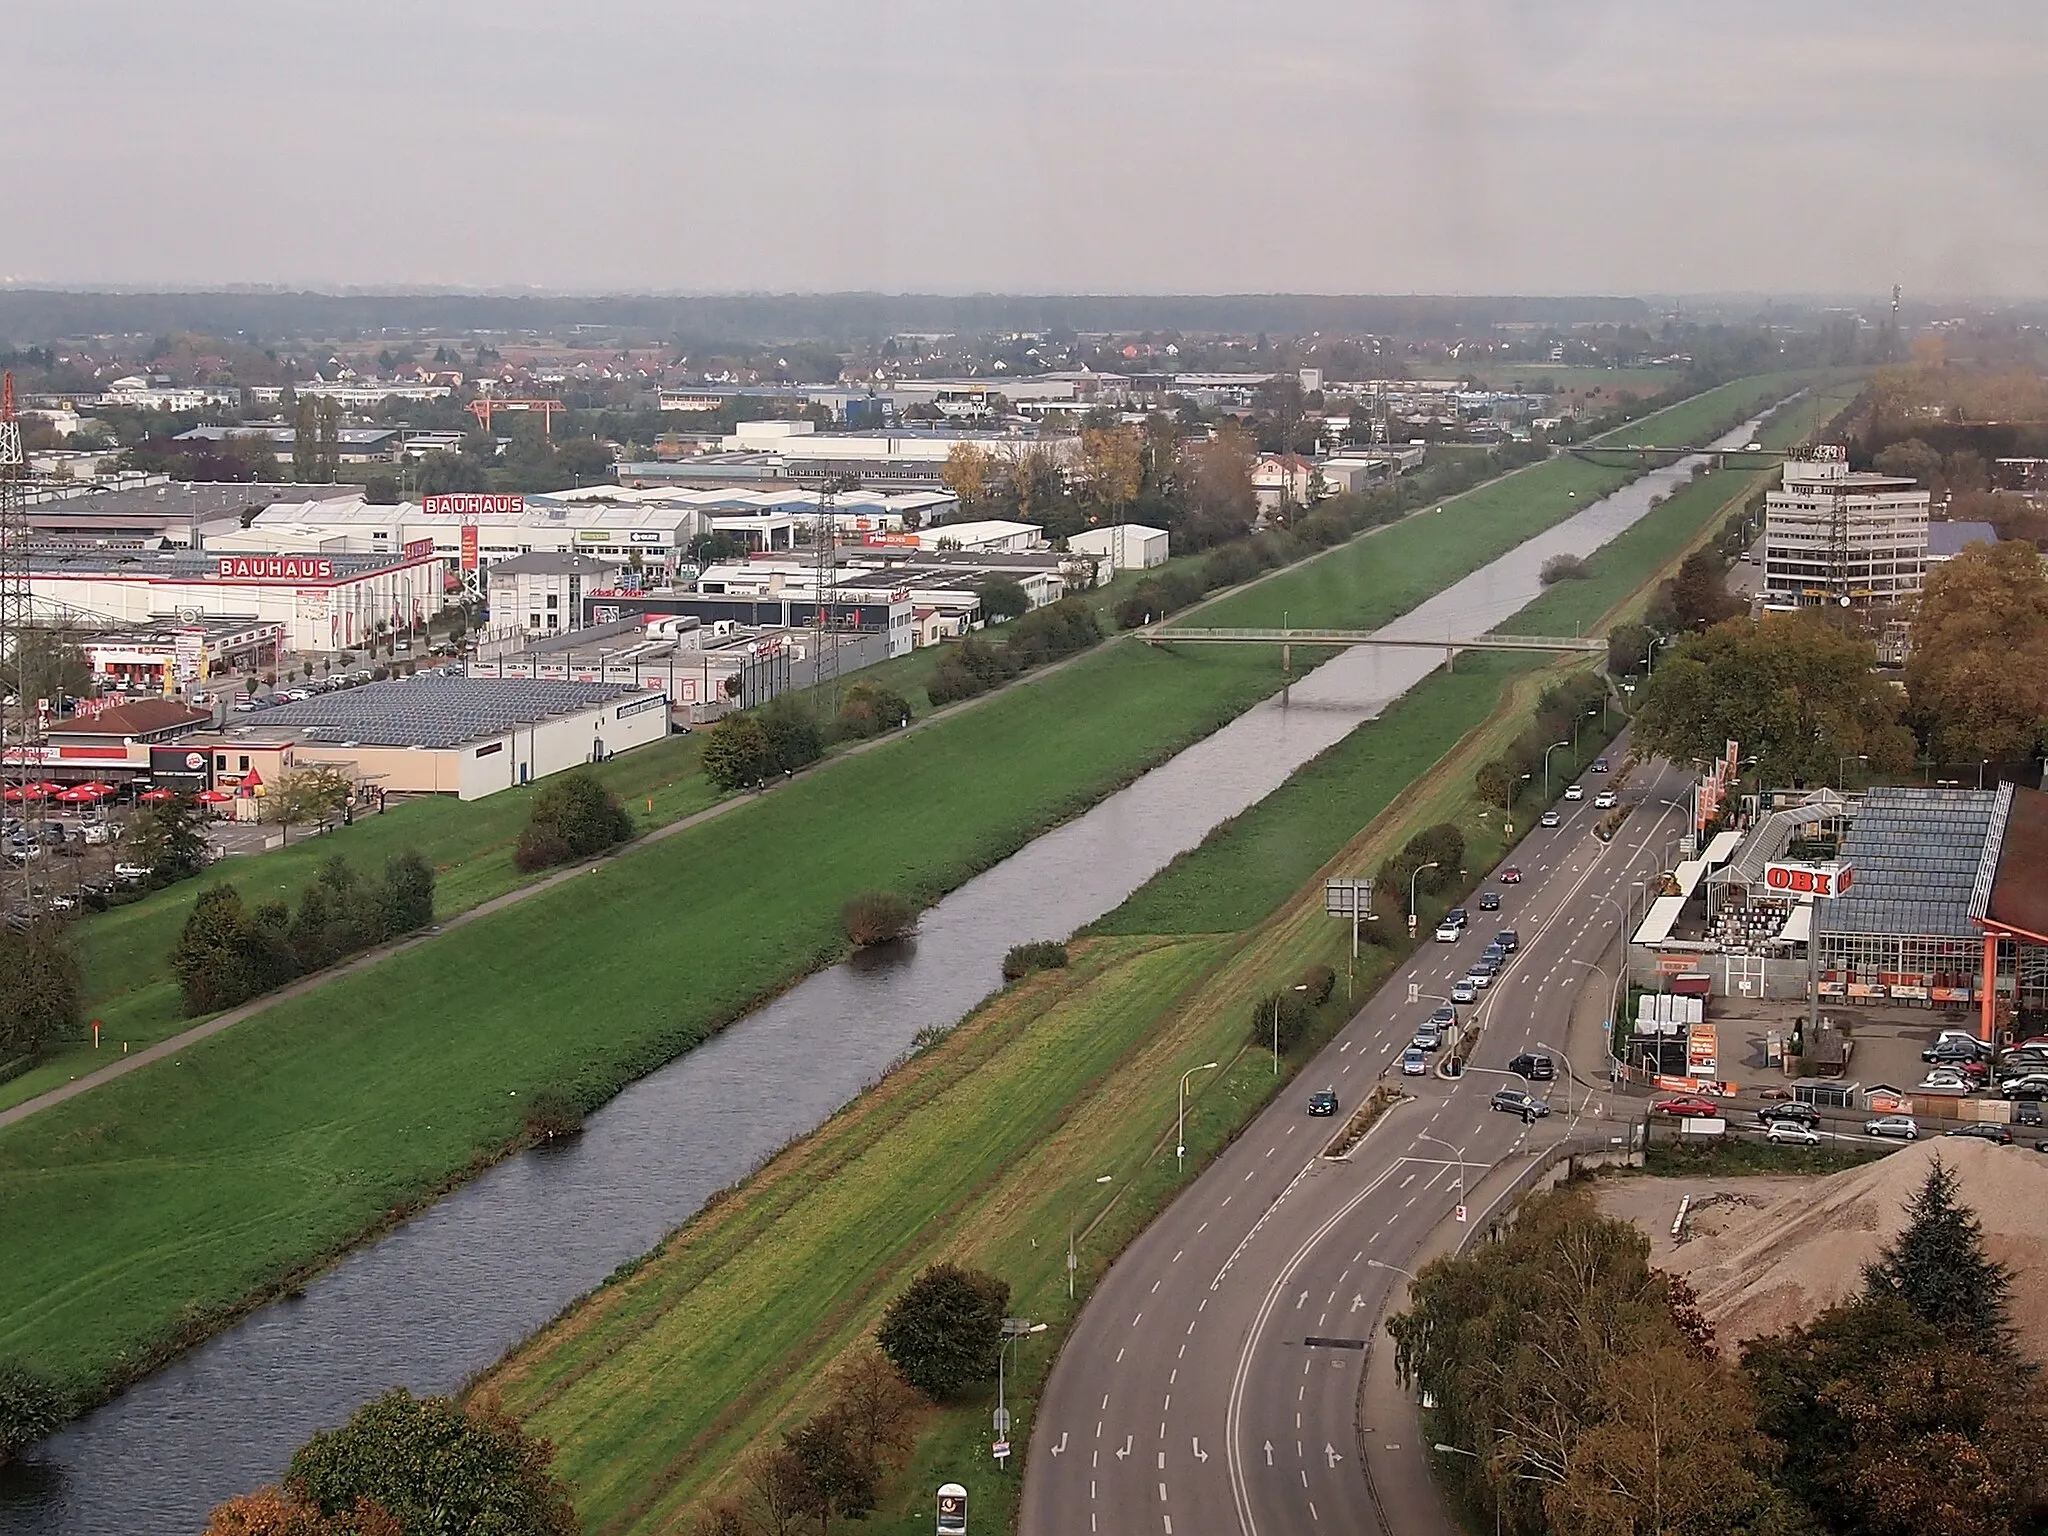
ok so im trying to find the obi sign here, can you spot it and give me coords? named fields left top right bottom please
left=216, top=556, right=332, bottom=581
left=422, top=493, right=525, bottom=516
left=1764, top=861, right=1854, bottom=898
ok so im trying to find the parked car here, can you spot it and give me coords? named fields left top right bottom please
left=1757, top=1102, right=1819, bottom=1126
left=1490, top=1088, right=1550, bottom=1118
left=1593, top=758, right=1610, bottom=773
left=1864, top=1115, right=1919, bottom=1141
left=1401, top=1047, right=1429, bottom=1077
left=1654, top=1096, right=1721, bottom=1118
left=2000, top=1075, right=2048, bottom=1100
left=1509, top=1052, right=1555, bottom=1081
left=1307, top=1089, right=1339, bottom=1117
left=1434, top=921, right=1461, bottom=943
left=1944, top=1123, right=2013, bottom=1145
left=1564, top=783, right=1584, bottom=801
left=114, top=862, right=151, bottom=881
left=1923, top=1037, right=1989, bottom=1064
left=1495, top=929, right=1519, bottom=952
left=1594, top=791, right=1618, bottom=809
left=1499, top=867, right=1522, bottom=883
left=1766, top=1121, right=1821, bottom=1146
left=1477, top=890, right=1501, bottom=911
left=2019, top=1100, right=2043, bottom=1127
left=1450, top=979, right=1478, bottom=1004
left=1540, top=810, right=1561, bottom=827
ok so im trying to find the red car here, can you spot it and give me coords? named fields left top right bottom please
left=1653, top=1096, right=1722, bottom=1118
left=1500, top=867, right=1522, bottom=884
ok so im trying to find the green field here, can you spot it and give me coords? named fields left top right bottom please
left=1452, top=364, right=1684, bottom=396
left=1189, top=373, right=1808, bottom=631
left=0, top=641, right=1296, bottom=1402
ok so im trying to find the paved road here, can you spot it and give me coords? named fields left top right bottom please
left=1021, top=750, right=1696, bottom=1536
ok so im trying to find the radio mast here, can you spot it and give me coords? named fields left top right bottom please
left=0, top=373, right=33, bottom=908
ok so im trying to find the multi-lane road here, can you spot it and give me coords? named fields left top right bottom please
left=1021, top=747, right=1695, bottom=1536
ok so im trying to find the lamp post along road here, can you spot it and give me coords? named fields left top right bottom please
left=994, top=1318, right=1046, bottom=1471
left=1408, top=860, right=1440, bottom=937
left=1543, top=740, right=1570, bottom=800
left=1177, top=1062, right=1220, bottom=1173
left=1068, top=1175, right=1113, bottom=1299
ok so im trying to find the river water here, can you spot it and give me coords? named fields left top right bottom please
left=0, top=423, right=1758, bottom=1533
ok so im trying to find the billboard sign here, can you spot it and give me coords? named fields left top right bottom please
left=460, top=524, right=480, bottom=572
left=628, top=530, right=666, bottom=545
left=403, top=537, right=438, bottom=559
left=575, top=529, right=611, bottom=545
left=1764, top=861, right=1854, bottom=898
left=1324, top=878, right=1374, bottom=917
left=215, top=555, right=333, bottom=581
left=422, top=493, right=525, bottom=516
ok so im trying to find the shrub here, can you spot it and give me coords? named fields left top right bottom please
left=1002, top=940, right=1070, bottom=981
left=926, top=638, right=1016, bottom=706
left=975, top=575, right=1030, bottom=621
left=0, top=1361, right=64, bottom=1465
left=837, top=683, right=912, bottom=739
left=877, top=1263, right=1010, bottom=1401
left=1001, top=597, right=1100, bottom=668
left=843, top=891, right=916, bottom=946
left=512, top=821, right=574, bottom=874
left=0, top=918, right=82, bottom=1062
left=1298, top=964, right=1336, bottom=1007
left=760, top=704, right=824, bottom=774
left=1251, top=990, right=1314, bottom=1053
left=522, top=1087, right=584, bottom=1142
left=702, top=712, right=775, bottom=790
left=525, top=770, right=634, bottom=860
left=1540, top=552, right=1589, bottom=585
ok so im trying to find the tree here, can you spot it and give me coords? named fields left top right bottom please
left=1632, top=613, right=1915, bottom=789
left=836, top=683, right=911, bottom=739
left=1475, top=759, right=1513, bottom=810
left=1665, top=550, right=1745, bottom=630
left=1180, top=424, right=1257, bottom=546
left=525, top=770, right=634, bottom=858
left=2, top=624, right=94, bottom=708
left=171, top=883, right=265, bottom=1016
left=0, top=1361, right=64, bottom=1466
left=202, top=1486, right=399, bottom=1535
left=268, top=767, right=353, bottom=845
left=286, top=1388, right=578, bottom=1536
left=1607, top=620, right=1654, bottom=678
left=381, top=850, right=437, bottom=935
left=877, top=1263, right=1009, bottom=1401
left=975, top=575, right=1029, bottom=622
left=0, top=919, right=82, bottom=1061
left=1906, top=539, right=2048, bottom=762
left=133, top=793, right=212, bottom=884
left=821, top=1349, right=921, bottom=1472
left=939, top=443, right=994, bottom=512
left=1873, top=437, right=1944, bottom=490
left=1863, top=1157, right=2012, bottom=1347
left=293, top=398, right=318, bottom=483
left=782, top=1413, right=879, bottom=1533
left=1078, top=424, right=1144, bottom=516
left=316, top=398, right=342, bottom=483
left=702, top=713, right=775, bottom=792
left=760, top=704, right=824, bottom=775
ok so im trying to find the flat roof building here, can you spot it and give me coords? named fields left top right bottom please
left=1764, top=446, right=1930, bottom=609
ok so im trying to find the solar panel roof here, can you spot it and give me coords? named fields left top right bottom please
left=249, top=677, right=634, bottom=749
left=1818, top=786, right=2000, bottom=940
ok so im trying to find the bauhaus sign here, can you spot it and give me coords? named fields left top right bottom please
left=422, top=493, right=525, bottom=516
left=1764, top=861, right=1854, bottom=898
left=215, top=556, right=334, bottom=581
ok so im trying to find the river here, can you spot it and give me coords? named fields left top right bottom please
left=0, top=422, right=1759, bottom=1532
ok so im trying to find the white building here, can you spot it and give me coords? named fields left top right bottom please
left=490, top=552, right=622, bottom=636
left=99, top=377, right=238, bottom=412
left=1067, top=524, right=1169, bottom=572
left=914, top=519, right=1042, bottom=553
left=1763, top=446, right=1931, bottom=609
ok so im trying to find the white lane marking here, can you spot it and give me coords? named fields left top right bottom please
left=1173, top=1250, right=1183, bottom=1262
left=1117, top=1348, right=1126, bottom=1362
left=1133, top=1313, right=1143, bottom=1327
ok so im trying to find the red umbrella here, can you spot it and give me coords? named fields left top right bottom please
left=137, top=788, right=177, bottom=804
left=82, top=782, right=116, bottom=797
left=24, top=781, right=64, bottom=795
left=1, top=787, right=21, bottom=803
left=54, top=787, right=97, bottom=804
left=16, top=785, right=48, bottom=801
left=195, top=789, right=234, bottom=805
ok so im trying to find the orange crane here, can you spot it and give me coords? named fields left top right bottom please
left=466, top=396, right=566, bottom=437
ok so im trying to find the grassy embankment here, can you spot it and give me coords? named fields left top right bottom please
left=0, top=372, right=1817, bottom=1430
left=479, top=385, right=1833, bottom=1535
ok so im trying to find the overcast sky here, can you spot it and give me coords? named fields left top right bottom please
left=6, top=0, right=2042, bottom=298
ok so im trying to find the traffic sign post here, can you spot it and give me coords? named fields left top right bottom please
left=1324, top=878, right=1376, bottom=959
left=1455, top=1203, right=1468, bottom=1223
left=992, top=1439, right=1011, bottom=1463
left=993, top=1408, right=1010, bottom=1439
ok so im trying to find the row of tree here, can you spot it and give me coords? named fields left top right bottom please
left=169, top=852, right=436, bottom=1017
left=1391, top=1161, right=2048, bottom=1536
left=925, top=599, right=1101, bottom=706
left=1473, top=673, right=1612, bottom=819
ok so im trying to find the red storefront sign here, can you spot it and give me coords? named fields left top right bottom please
left=215, top=556, right=334, bottom=581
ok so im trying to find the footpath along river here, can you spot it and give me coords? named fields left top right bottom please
left=0, top=421, right=1760, bottom=1533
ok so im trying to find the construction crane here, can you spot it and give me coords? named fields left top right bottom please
left=465, top=396, right=566, bottom=437
left=0, top=373, right=32, bottom=911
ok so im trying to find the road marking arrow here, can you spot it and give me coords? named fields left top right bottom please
left=1296, top=1289, right=1309, bottom=1309
left=1350, top=1293, right=1366, bottom=1311
left=1192, top=1437, right=1209, bottom=1463
left=1264, top=1441, right=1275, bottom=1466
left=1050, top=1432, right=1068, bottom=1458
left=1116, top=1436, right=1133, bottom=1460
left=1325, top=1443, right=1344, bottom=1468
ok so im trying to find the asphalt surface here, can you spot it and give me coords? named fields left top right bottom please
left=1021, top=748, right=1697, bottom=1536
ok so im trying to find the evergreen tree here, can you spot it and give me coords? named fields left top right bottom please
left=0, top=919, right=83, bottom=1061
left=316, top=398, right=341, bottom=483
left=292, top=397, right=318, bottom=483
left=1864, top=1157, right=2013, bottom=1347
left=382, top=850, right=437, bottom=934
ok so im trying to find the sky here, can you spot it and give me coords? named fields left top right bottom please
left=6, top=0, right=2045, bottom=298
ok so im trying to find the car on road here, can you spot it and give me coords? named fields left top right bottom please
left=1593, top=758, right=1610, bottom=773
left=1490, top=1088, right=1550, bottom=1118
left=1540, top=810, right=1561, bottom=827
left=1864, top=1115, right=1920, bottom=1140
left=1495, top=929, right=1519, bottom=952
left=1477, top=890, right=1501, bottom=911
left=1654, top=1096, right=1721, bottom=1118
left=1434, top=921, right=1461, bottom=942
left=1428, top=1004, right=1458, bottom=1029
left=1450, top=979, right=1478, bottom=1004
left=1509, top=1052, right=1555, bottom=1081
left=1401, top=1047, right=1429, bottom=1076
left=1481, top=941, right=1506, bottom=963
left=1465, top=967, right=1495, bottom=990
left=1944, top=1123, right=2013, bottom=1145
left=114, top=862, right=151, bottom=881
left=2018, top=1100, right=2044, bottom=1128
left=1564, top=783, right=1584, bottom=801
left=1413, top=1021, right=1444, bottom=1051
left=1757, top=1102, right=1819, bottom=1127
left=1307, top=1089, right=1339, bottom=1117
left=1499, top=866, right=1522, bottom=883
left=1766, top=1121, right=1821, bottom=1146
left=1594, top=791, right=1618, bottom=809
left=1445, top=908, right=1469, bottom=928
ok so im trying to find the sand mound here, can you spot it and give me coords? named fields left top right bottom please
left=1597, top=1140, right=2048, bottom=1357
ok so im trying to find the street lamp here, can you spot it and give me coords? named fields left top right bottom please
left=1542, top=740, right=1570, bottom=800
left=1571, top=704, right=1600, bottom=758
left=1980, top=759, right=1993, bottom=791
left=1537, top=1038, right=1586, bottom=1125
left=1409, top=861, right=1440, bottom=923
left=994, top=1318, right=1047, bottom=1474
left=1433, top=1446, right=1500, bottom=1536
left=1415, top=1130, right=1468, bottom=1205
left=1837, top=753, right=1867, bottom=790
left=1068, top=1175, right=1114, bottom=1299
left=1177, top=1062, right=1220, bottom=1173
left=1364, top=1257, right=1418, bottom=1281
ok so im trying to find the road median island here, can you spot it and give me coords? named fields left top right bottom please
left=1, top=372, right=1813, bottom=1466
